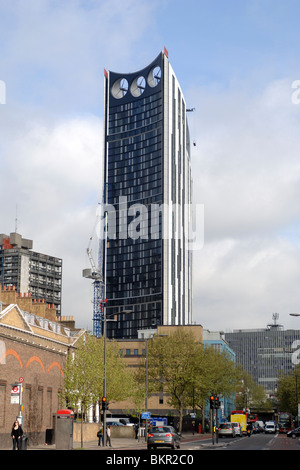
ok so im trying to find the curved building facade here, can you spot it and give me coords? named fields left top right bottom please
left=103, top=50, right=192, bottom=339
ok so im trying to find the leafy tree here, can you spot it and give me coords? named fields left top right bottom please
left=145, top=330, right=199, bottom=432
left=139, top=330, right=240, bottom=432
left=277, top=364, right=300, bottom=416
left=61, top=334, right=133, bottom=445
left=235, top=368, right=267, bottom=410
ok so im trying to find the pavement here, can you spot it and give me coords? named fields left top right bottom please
left=1, top=433, right=214, bottom=451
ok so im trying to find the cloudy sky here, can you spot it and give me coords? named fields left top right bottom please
left=1, top=0, right=300, bottom=332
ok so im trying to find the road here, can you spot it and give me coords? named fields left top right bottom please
left=181, top=432, right=300, bottom=450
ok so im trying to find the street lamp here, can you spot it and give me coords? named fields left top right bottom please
left=102, top=306, right=132, bottom=446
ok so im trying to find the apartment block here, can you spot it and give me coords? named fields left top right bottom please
left=0, top=232, right=62, bottom=315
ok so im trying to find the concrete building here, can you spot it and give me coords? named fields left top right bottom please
left=102, top=49, right=193, bottom=339
left=0, top=284, right=84, bottom=448
left=0, top=232, right=62, bottom=315
left=225, top=315, right=300, bottom=397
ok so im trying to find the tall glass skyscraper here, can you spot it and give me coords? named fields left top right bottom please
left=102, top=50, right=193, bottom=339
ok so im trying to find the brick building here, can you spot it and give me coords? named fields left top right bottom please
left=0, top=285, right=85, bottom=448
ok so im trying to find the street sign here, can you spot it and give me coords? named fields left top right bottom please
left=11, top=385, right=20, bottom=404
left=142, top=412, right=151, bottom=420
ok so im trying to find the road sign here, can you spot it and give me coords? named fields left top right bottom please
left=11, top=385, right=20, bottom=404
left=142, top=412, right=151, bottom=419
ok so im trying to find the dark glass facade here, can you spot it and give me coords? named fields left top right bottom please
left=103, top=52, right=192, bottom=339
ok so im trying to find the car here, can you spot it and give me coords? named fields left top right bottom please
left=147, top=426, right=181, bottom=450
left=252, top=422, right=261, bottom=433
left=231, top=422, right=242, bottom=436
left=287, top=427, right=300, bottom=439
left=218, top=422, right=236, bottom=438
left=264, top=422, right=276, bottom=434
left=106, top=421, right=125, bottom=426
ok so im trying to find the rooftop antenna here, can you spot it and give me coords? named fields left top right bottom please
left=15, top=204, right=19, bottom=233
left=267, top=312, right=283, bottom=329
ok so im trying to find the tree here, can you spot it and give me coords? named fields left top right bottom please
left=136, top=330, right=241, bottom=432
left=235, top=368, right=267, bottom=410
left=277, top=364, right=300, bottom=416
left=61, top=334, right=132, bottom=446
left=145, top=330, right=200, bottom=432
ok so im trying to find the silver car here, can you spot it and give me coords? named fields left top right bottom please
left=218, top=422, right=236, bottom=438
left=147, top=426, right=181, bottom=450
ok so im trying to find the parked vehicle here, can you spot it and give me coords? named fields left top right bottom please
left=147, top=426, right=181, bottom=450
left=218, top=422, right=236, bottom=438
left=106, top=417, right=131, bottom=426
left=287, top=427, right=300, bottom=439
left=231, top=422, right=242, bottom=436
left=105, top=420, right=125, bottom=426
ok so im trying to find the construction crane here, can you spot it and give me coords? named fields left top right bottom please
left=83, top=207, right=106, bottom=337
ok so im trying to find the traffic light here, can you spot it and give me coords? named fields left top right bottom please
left=102, top=396, right=108, bottom=411
left=210, top=394, right=220, bottom=409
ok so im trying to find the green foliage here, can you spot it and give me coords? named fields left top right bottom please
left=277, top=364, right=300, bottom=416
left=61, top=334, right=133, bottom=413
left=135, top=330, right=240, bottom=431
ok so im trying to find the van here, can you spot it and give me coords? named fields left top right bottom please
left=264, top=421, right=276, bottom=434
left=231, top=422, right=242, bottom=436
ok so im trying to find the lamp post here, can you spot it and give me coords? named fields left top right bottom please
left=102, top=306, right=132, bottom=446
left=144, top=333, right=168, bottom=441
left=289, top=313, right=300, bottom=425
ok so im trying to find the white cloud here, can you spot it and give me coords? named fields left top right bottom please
left=190, top=77, right=300, bottom=331
left=1, top=0, right=300, bottom=334
left=0, top=109, right=102, bottom=329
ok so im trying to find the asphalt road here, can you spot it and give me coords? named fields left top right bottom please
left=181, top=432, right=300, bottom=451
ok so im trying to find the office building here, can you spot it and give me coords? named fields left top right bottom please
left=102, top=49, right=193, bottom=339
left=225, top=315, right=300, bottom=396
left=0, top=232, right=62, bottom=315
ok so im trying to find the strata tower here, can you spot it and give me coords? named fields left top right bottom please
left=103, top=49, right=193, bottom=339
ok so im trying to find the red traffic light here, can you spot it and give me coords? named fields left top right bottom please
left=102, top=396, right=108, bottom=410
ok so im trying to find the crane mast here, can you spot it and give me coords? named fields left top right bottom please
left=83, top=201, right=106, bottom=337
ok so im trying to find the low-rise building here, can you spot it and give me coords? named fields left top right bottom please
left=0, top=285, right=85, bottom=448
